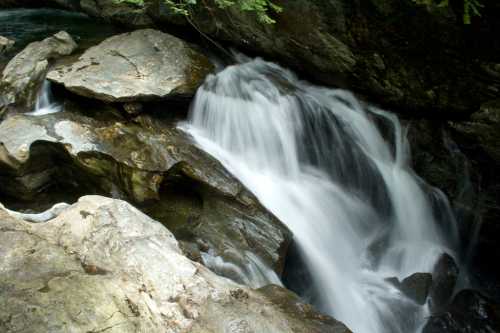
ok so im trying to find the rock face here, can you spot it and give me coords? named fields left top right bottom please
left=407, top=117, right=500, bottom=300
left=0, top=36, right=14, bottom=55
left=0, top=195, right=351, bottom=333
left=13, top=0, right=500, bottom=116
left=0, top=105, right=290, bottom=286
left=80, top=0, right=154, bottom=27
left=0, top=31, right=77, bottom=111
left=423, top=289, right=500, bottom=333
left=47, top=29, right=213, bottom=103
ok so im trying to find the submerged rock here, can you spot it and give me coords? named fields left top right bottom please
left=47, top=29, right=213, bottom=103
left=0, top=31, right=77, bottom=112
left=0, top=195, right=350, bottom=333
left=0, top=35, right=14, bottom=55
left=0, top=106, right=290, bottom=285
left=423, top=289, right=500, bottom=333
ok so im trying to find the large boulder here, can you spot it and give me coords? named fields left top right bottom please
left=47, top=29, right=213, bottom=103
left=0, top=31, right=77, bottom=112
left=0, top=195, right=351, bottom=333
left=0, top=105, right=291, bottom=287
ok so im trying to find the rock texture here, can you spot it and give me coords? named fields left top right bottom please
left=0, top=36, right=14, bottom=55
left=47, top=29, right=213, bottom=103
left=12, top=0, right=500, bottom=116
left=423, top=289, right=500, bottom=333
left=0, top=31, right=77, bottom=112
left=0, top=105, right=290, bottom=285
left=407, top=118, right=500, bottom=300
left=0, top=195, right=351, bottom=333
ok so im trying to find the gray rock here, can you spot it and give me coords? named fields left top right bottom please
left=0, top=106, right=290, bottom=286
left=47, top=29, right=213, bottom=103
left=0, top=35, right=14, bottom=55
left=0, top=195, right=351, bottom=333
left=0, top=31, right=77, bottom=111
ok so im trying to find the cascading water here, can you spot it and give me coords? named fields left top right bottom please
left=180, top=57, right=459, bottom=333
left=26, top=80, right=61, bottom=116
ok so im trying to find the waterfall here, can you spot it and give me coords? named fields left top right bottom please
left=26, top=80, right=61, bottom=116
left=180, top=57, right=458, bottom=333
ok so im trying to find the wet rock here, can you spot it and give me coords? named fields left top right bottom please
left=407, top=117, right=500, bottom=300
left=0, top=31, right=77, bottom=111
left=451, top=100, right=500, bottom=166
left=0, top=35, right=14, bottom=55
left=387, top=273, right=433, bottom=305
left=0, top=106, right=290, bottom=285
left=47, top=29, right=213, bottom=103
left=429, top=253, right=459, bottom=313
left=0, top=195, right=350, bottom=333
left=257, top=285, right=352, bottom=333
left=423, top=289, right=500, bottom=333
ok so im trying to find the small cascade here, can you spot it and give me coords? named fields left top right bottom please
left=180, top=57, right=459, bottom=333
left=27, top=80, right=61, bottom=116
left=201, top=251, right=282, bottom=289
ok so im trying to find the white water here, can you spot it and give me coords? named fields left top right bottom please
left=201, top=251, right=282, bottom=289
left=181, top=58, right=458, bottom=333
left=26, top=80, right=61, bottom=116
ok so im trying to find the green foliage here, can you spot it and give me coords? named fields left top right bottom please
left=413, top=0, right=483, bottom=24
left=116, top=0, right=282, bottom=24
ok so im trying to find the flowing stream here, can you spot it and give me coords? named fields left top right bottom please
left=181, top=57, right=459, bottom=333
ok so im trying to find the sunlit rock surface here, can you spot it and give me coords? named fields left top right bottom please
left=47, top=29, right=213, bottom=103
left=0, top=31, right=76, bottom=111
left=0, top=195, right=351, bottom=333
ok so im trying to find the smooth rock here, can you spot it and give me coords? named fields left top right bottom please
left=0, top=195, right=351, bottom=333
left=0, top=31, right=77, bottom=111
left=47, top=29, right=213, bottom=103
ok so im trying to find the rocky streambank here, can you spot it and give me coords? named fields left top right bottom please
left=0, top=28, right=336, bottom=332
left=0, top=4, right=499, bottom=333
left=0, top=195, right=350, bottom=333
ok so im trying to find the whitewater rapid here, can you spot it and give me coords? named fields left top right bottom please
left=180, top=57, right=458, bottom=333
